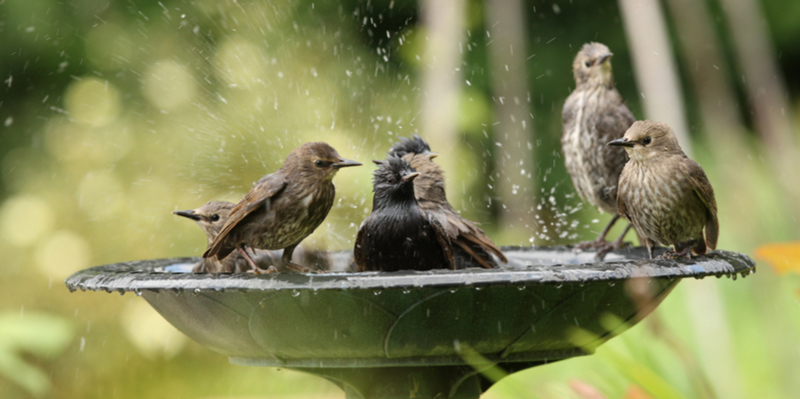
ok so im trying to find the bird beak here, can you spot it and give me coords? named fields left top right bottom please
left=332, top=158, right=362, bottom=168
left=401, top=171, right=420, bottom=182
left=372, top=159, right=385, bottom=165
left=607, top=138, right=634, bottom=147
left=598, top=52, right=613, bottom=65
left=173, top=209, right=201, bottom=221
left=425, top=151, right=439, bottom=159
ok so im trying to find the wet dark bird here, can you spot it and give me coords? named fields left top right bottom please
left=388, top=135, right=507, bottom=269
left=562, top=42, right=636, bottom=257
left=203, top=142, right=361, bottom=273
left=609, top=121, right=719, bottom=259
left=354, top=156, right=455, bottom=272
left=174, top=201, right=280, bottom=273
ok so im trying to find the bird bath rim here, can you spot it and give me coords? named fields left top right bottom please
left=65, top=246, right=755, bottom=294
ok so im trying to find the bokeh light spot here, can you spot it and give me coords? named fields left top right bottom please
left=121, top=300, right=187, bottom=360
left=64, top=77, right=120, bottom=127
left=143, top=61, right=197, bottom=111
left=77, top=170, right=126, bottom=218
left=214, top=37, right=267, bottom=88
left=0, top=194, right=55, bottom=247
left=34, top=230, right=91, bottom=279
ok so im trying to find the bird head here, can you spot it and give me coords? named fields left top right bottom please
left=607, top=120, right=685, bottom=162
left=371, top=156, right=419, bottom=202
left=173, top=200, right=235, bottom=243
left=388, top=135, right=438, bottom=159
left=573, top=42, right=615, bottom=87
left=287, top=142, right=362, bottom=181
left=404, top=152, right=447, bottom=203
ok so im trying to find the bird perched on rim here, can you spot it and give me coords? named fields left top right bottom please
left=388, top=135, right=507, bottom=269
left=609, top=121, right=718, bottom=259
left=562, top=42, right=636, bottom=258
left=203, top=142, right=361, bottom=273
left=173, top=201, right=280, bottom=273
left=354, top=155, right=455, bottom=272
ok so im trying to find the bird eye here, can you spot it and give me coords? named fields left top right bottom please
left=642, top=136, right=652, bottom=145
left=210, top=214, right=220, bottom=222
left=315, top=160, right=325, bottom=167
left=584, top=60, right=592, bottom=67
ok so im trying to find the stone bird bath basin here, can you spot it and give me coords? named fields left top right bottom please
left=65, top=246, right=755, bottom=399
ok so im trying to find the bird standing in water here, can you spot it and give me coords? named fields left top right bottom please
left=173, top=201, right=279, bottom=273
left=562, top=42, right=636, bottom=258
left=203, top=142, right=361, bottom=273
left=609, top=121, right=718, bottom=259
left=355, top=156, right=455, bottom=272
left=389, top=136, right=506, bottom=269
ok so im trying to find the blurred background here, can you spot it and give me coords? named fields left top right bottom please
left=1, top=0, right=799, bottom=397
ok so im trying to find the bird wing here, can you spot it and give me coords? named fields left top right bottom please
left=617, top=174, right=633, bottom=223
left=427, top=214, right=455, bottom=270
left=204, top=173, right=288, bottom=258
left=687, top=160, right=718, bottom=250
left=353, top=221, right=369, bottom=271
left=419, top=202, right=505, bottom=268
left=597, top=94, right=636, bottom=201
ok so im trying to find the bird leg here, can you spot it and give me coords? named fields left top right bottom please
left=238, top=246, right=278, bottom=274
left=660, top=242, right=694, bottom=259
left=281, top=244, right=314, bottom=273
left=575, top=214, right=622, bottom=251
left=595, top=222, right=634, bottom=260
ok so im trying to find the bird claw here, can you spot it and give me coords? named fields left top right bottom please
left=657, top=248, right=692, bottom=260
left=574, top=239, right=610, bottom=251
left=250, top=265, right=279, bottom=274
left=285, top=262, right=316, bottom=274
left=594, top=242, right=615, bottom=261
left=587, top=238, right=631, bottom=261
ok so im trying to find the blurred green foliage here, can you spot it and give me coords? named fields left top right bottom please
left=0, top=0, right=799, bottom=398
left=0, top=312, right=74, bottom=397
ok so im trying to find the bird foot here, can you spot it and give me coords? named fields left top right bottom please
left=285, top=262, right=317, bottom=274
left=658, top=248, right=692, bottom=260
left=595, top=239, right=631, bottom=261
left=574, top=239, right=610, bottom=251
left=250, top=265, right=279, bottom=274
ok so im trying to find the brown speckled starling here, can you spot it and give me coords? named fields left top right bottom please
left=354, top=156, right=455, bottom=272
left=389, top=135, right=507, bottom=269
left=609, top=121, right=719, bottom=259
left=562, top=42, right=636, bottom=257
left=203, top=142, right=361, bottom=273
left=173, top=201, right=279, bottom=273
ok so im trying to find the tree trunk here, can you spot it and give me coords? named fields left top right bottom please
left=486, top=0, right=536, bottom=239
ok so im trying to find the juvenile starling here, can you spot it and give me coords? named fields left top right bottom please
left=354, top=156, right=455, bottom=272
left=173, top=201, right=279, bottom=273
left=609, top=121, right=719, bottom=259
left=562, top=42, right=636, bottom=257
left=389, top=135, right=507, bottom=269
left=203, top=142, right=361, bottom=273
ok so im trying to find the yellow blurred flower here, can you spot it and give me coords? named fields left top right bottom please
left=755, top=241, right=800, bottom=275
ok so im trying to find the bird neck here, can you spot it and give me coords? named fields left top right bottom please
left=372, top=184, right=418, bottom=211
left=577, top=76, right=614, bottom=91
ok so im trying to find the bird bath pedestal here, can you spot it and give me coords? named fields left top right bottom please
left=65, top=246, right=754, bottom=399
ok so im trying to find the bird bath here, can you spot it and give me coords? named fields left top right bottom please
left=65, top=246, right=754, bottom=399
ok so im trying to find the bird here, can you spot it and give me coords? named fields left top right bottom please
left=203, top=142, right=361, bottom=273
left=173, top=201, right=285, bottom=273
left=562, top=42, right=636, bottom=258
left=388, top=135, right=507, bottom=269
left=609, top=120, right=718, bottom=259
left=354, top=155, right=455, bottom=272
